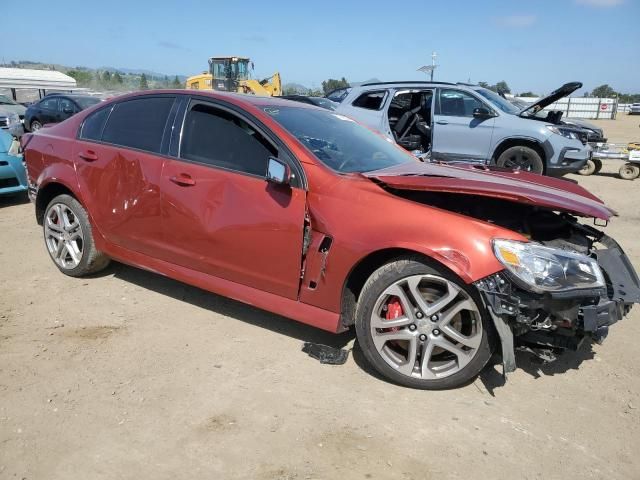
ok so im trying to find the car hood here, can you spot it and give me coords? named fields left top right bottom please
left=0, top=104, right=26, bottom=116
left=363, top=161, right=616, bottom=220
left=519, top=82, right=582, bottom=116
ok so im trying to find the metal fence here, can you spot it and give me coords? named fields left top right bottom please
left=514, top=96, right=619, bottom=119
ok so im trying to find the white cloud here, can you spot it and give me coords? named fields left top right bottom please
left=575, top=0, right=624, bottom=6
left=495, top=14, right=538, bottom=28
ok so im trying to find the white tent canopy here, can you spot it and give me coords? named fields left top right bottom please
left=0, top=67, right=77, bottom=89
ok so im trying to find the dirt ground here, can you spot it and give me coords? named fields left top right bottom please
left=1, top=115, right=639, bottom=480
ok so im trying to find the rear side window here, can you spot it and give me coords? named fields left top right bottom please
left=40, top=97, right=58, bottom=110
left=180, top=102, right=276, bottom=177
left=102, top=97, right=174, bottom=153
left=352, top=90, right=387, bottom=110
left=80, top=107, right=111, bottom=141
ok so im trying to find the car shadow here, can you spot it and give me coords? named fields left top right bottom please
left=478, top=341, right=597, bottom=396
left=104, top=261, right=355, bottom=349
left=0, top=192, right=29, bottom=208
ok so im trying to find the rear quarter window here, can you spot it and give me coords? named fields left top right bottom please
left=101, top=97, right=175, bottom=153
left=79, top=107, right=111, bottom=141
left=352, top=90, right=387, bottom=110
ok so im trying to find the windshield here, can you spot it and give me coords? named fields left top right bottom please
left=308, top=97, right=338, bottom=110
left=0, top=95, right=17, bottom=105
left=264, top=106, right=415, bottom=173
left=75, top=97, right=101, bottom=109
left=475, top=88, right=520, bottom=115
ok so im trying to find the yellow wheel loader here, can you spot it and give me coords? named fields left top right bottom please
left=185, top=56, right=281, bottom=96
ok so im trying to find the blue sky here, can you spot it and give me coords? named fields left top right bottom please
left=3, top=0, right=639, bottom=94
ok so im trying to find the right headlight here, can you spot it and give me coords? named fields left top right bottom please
left=493, top=239, right=605, bottom=293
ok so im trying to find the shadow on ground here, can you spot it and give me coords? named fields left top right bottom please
left=0, top=192, right=29, bottom=209
left=106, top=261, right=355, bottom=349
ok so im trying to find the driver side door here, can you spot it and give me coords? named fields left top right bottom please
left=432, top=88, right=495, bottom=163
left=159, top=98, right=307, bottom=299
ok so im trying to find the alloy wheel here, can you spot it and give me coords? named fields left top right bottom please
left=370, top=274, right=483, bottom=379
left=502, top=152, right=534, bottom=171
left=44, top=203, right=84, bottom=269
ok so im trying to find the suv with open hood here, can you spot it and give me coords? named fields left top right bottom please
left=330, top=81, right=591, bottom=176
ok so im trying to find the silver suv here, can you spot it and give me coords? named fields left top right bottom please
left=329, top=81, right=591, bottom=176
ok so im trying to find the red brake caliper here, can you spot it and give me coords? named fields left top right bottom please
left=386, top=296, right=404, bottom=325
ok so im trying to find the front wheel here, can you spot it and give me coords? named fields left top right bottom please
left=355, top=256, right=494, bottom=390
left=30, top=119, right=42, bottom=131
left=496, top=146, right=544, bottom=174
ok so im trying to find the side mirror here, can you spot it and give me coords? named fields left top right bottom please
left=473, top=107, right=493, bottom=119
left=266, top=157, right=290, bottom=185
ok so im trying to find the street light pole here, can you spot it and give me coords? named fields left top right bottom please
left=430, top=52, right=437, bottom=82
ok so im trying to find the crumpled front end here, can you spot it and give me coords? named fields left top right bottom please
left=475, top=231, right=640, bottom=373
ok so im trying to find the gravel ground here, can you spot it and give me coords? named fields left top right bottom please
left=1, top=115, right=639, bottom=480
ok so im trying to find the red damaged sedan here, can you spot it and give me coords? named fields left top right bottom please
left=22, top=90, right=639, bottom=389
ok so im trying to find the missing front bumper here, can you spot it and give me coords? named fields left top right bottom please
left=475, top=236, right=639, bottom=376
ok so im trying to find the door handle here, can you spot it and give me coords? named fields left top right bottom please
left=436, top=120, right=449, bottom=125
left=170, top=174, right=196, bottom=187
left=78, top=150, right=99, bottom=162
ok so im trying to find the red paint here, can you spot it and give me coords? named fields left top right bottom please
left=23, top=90, right=613, bottom=334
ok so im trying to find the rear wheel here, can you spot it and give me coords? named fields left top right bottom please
left=578, top=159, right=597, bottom=176
left=619, top=163, right=640, bottom=180
left=43, top=194, right=110, bottom=276
left=355, top=256, right=494, bottom=390
left=496, top=146, right=544, bottom=174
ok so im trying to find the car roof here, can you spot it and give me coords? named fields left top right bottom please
left=358, top=81, right=455, bottom=87
left=100, top=89, right=320, bottom=111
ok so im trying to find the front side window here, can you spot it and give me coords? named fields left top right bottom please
left=438, top=89, right=485, bottom=117
left=180, top=102, right=276, bottom=177
left=352, top=90, right=387, bottom=110
left=264, top=106, right=415, bottom=173
left=101, top=97, right=174, bottom=153
left=59, top=98, right=76, bottom=113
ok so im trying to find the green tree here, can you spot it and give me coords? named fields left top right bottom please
left=518, top=91, right=537, bottom=97
left=591, top=84, right=616, bottom=98
left=113, top=72, right=124, bottom=84
left=321, top=77, right=349, bottom=95
left=102, top=71, right=112, bottom=85
left=478, top=81, right=490, bottom=89
left=139, top=73, right=149, bottom=90
left=66, top=69, right=93, bottom=87
left=495, top=81, right=511, bottom=94
left=171, top=75, right=182, bottom=88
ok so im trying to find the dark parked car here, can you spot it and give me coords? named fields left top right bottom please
left=24, top=94, right=101, bottom=132
left=22, top=90, right=639, bottom=390
left=281, top=95, right=338, bottom=110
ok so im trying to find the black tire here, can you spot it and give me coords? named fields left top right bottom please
left=619, top=163, right=640, bottom=180
left=354, top=255, right=495, bottom=390
left=578, top=159, right=596, bottom=176
left=30, top=119, right=42, bottom=131
left=43, top=194, right=110, bottom=277
left=593, top=158, right=603, bottom=174
left=496, top=146, right=544, bottom=174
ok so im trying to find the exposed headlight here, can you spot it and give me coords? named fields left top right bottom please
left=546, top=125, right=578, bottom=140
left=493, top=239, right=605, bottom=292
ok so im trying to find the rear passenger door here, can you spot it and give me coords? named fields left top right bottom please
left=431, top=88, right=495, bottom=163
left=159, top=98, right=306, bottom=300
left=38, top=97, right=59, bottom=124
left=74, top=95, right=177, bottom=259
